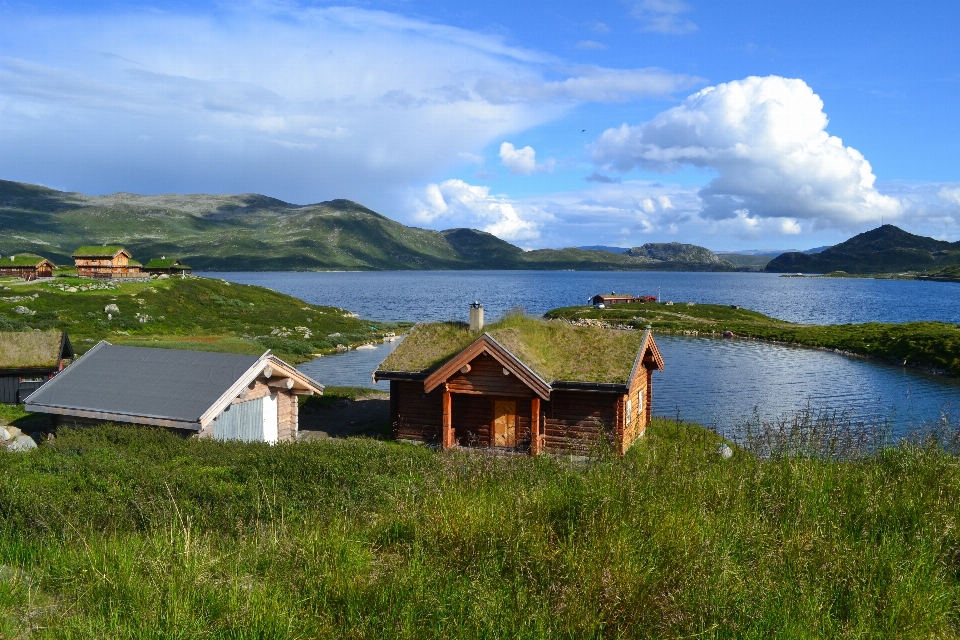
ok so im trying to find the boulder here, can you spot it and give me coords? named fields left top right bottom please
left=104, top=303, right=120, bottom=314
left=7, top=435, right=37, bottom=452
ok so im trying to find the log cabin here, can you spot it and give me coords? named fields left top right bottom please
left=143, top=257, right=192, bottom=275
left=24, top=343, right=323, bottom=442
left=0, top=331, right=74, bottom=403
left=71, top=246, right=142, bottom=278
left=374, top=314, right=663, bottom=455
left=590, top=293, right=636, bottom=306
left=0, top=254, right=55, bottom=280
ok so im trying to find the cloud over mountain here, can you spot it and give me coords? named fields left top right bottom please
left=591, top=75, right=902, bottom=231
left=0, top=4, right=696, bottom=216
left=414, top=180, right=546, bottom=241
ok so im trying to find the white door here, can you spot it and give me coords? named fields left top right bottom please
left=262, top=393, right=279, bottom=444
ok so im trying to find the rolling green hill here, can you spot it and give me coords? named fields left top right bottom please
left=0, top=179, right=733, bottom=271
left=765, top=225, right=960, bottom=274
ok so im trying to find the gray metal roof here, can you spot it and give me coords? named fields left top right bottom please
left=25, top=343, right=262, bottom=424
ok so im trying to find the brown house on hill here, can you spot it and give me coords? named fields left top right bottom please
left=143, top=257, right=192, bottom=275
left=0, top=254, right=55, bottom=280
left=71, top=246, right=142, bottom=278
left=0, top=331, right=74, bottom=403
left=25, top=344, right=323, bottom=442
left=590, top=292, right=636, bottom=306
left=374, top=314, right=663, bottom=456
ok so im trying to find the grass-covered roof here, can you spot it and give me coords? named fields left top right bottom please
left=145, top=258, right=190, bottom=269
left=379, top=315, right=647, bottom=384
left=72, top=246, right=127, bottom=257
left=2, top=254, right=53, bottom=267
left=0, top=331, right=67, bottom=368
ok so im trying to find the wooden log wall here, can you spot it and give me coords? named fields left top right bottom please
left=621, top=364, right=650, bottom=453
left=451, top=393, right=532, bottom=450
left=542, top=390, right=620, bottom=455
left=391, top=380, right=442, bottom=444
left=446, top=354, right=535, bottom=398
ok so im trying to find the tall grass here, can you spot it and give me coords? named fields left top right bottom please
left=0, top=420, right=959, bottom=637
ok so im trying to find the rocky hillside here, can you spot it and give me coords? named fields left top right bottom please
left=765, top=225, right=960, bottom=274
left=628, top=242, right=733, bottom=267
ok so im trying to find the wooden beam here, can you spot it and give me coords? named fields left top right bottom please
left=530, top=396, right=541, bottom=456
left=442, top=390, right=453, bottom=449
left=459, top=364, right=471, bottom=374
left=262, top=364, right=274, bottom=379
left=267, top=378, right=295, bottom=390
left=291, top=389, right=314, bottom=396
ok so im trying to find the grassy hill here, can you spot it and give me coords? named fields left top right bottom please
left=0, top=275, right=400, bottom=363
left=765, top=225, right=960, bottom=274
left=0, top=179, right=732, bottom=272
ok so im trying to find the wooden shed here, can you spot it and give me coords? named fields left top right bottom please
left=24, top=343, right=323, bottom=442
left=590, top=293, right=636, bottom=306
left=143, top=257, right=192, bottom=275
left=71, top=246, right=142, bottom=279
left=374, top=316, right=663, bottom=455
left=0, top=254, right=55, bottom=280
left=0, top=331, right=74, bottom=403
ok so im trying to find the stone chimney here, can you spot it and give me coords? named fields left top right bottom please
left=469, top=301, right=484, bottom=332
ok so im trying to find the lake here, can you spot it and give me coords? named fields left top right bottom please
left=203, top=270, right=960, bottom=434
left=203, top=270, right=960, bottom=325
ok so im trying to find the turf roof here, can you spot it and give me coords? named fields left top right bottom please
left=1, top=254, right=52, bottom=267
left=72, top=246, right=127, bottom=257
left=145, top=258, right=190, bottom=269
left=378, top=315, right=648, bottom=384
left=0, top=331, right=67, bottom=369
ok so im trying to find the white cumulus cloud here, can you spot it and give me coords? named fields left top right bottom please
left=591, top=75, right=902, bottom=230
left=413, top=180, right=546, bottom=241
left=499, top=142, right=554, bottom=175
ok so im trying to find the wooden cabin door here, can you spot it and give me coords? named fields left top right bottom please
left=493, top=400, right=516, bottom=447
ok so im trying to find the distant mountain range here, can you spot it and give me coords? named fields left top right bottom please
left=764, top=225, right=960, bottom=274
left=0, top=180, right=736, bottom=272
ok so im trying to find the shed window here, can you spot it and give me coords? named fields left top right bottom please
left=625, top=399, right=632, bottom=424
left=638, top=389, right=644, bottom=414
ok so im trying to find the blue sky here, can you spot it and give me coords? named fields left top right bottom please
left=2, top=0, right=960, bottom=250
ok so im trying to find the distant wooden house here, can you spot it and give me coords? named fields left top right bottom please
left=374, top=314, right=663, bottom=455
left=590, top=293, right=636, bottom=306
left=0, top=331, right=74, bottom=403
left=0, top=254, right=55, bottom=280
left=25, top=344, right=323, bottom=442
left=143, top=257, right=192, bottom=275
left=71, top=246, right=142, bottom=279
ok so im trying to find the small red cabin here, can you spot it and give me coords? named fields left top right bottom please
left=374, top=316, right=664, bottom=456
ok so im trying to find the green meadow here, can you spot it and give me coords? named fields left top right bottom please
left=0, top=417, right=956, bottom=637
left=0, top=275, right=404, bottom=363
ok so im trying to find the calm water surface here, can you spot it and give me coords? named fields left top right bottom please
left=198, top=271, right=960, bottom=434
left=205, top=270, right=960, bottom=325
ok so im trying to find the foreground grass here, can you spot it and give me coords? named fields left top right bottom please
left=0, top=276, right=405, bottom=363
left=0, top=422, right=958, bottom=637
left=546, top=302, right=960, bottom=375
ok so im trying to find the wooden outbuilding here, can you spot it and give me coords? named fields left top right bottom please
left=590, top=293, right=636, bottom=306
left=0, top=331, right=73, bottom=403
left=0, top=254, right=55, bottom=280
left=143, top=257, right=192, bottom=275
left=24, top=343, right=323, bottom=442
left=71, top=246, right=142, bottom=279
left=374, top=316, right=663, bottom=455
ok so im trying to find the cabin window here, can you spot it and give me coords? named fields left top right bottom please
left=638, top=389, right=644, bottom=414
left=625, top=399, right=632, bottom=424
left=19, top=377, right=44, bottom=384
